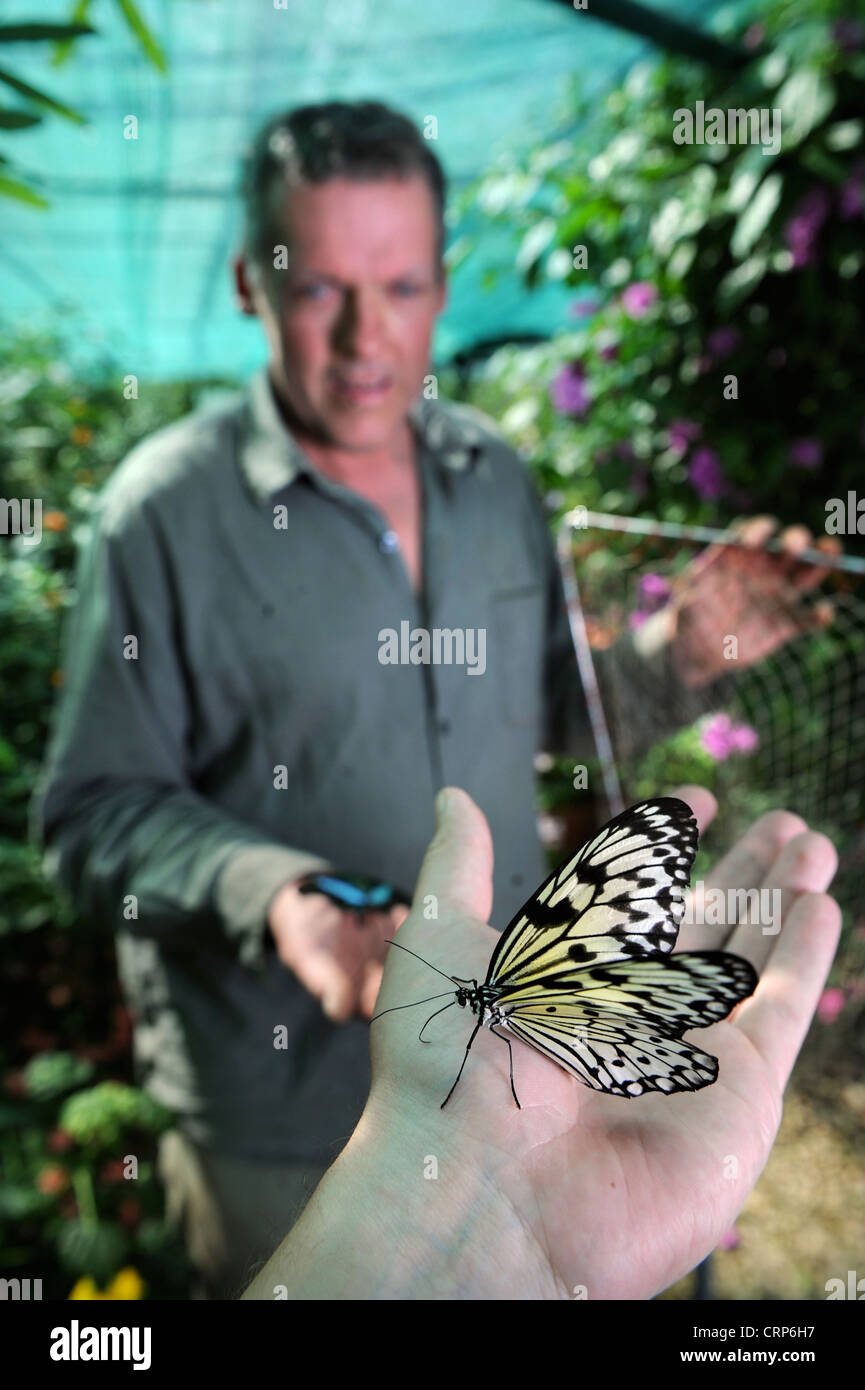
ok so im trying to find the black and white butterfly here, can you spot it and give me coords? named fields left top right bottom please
left=377, top=798, right=758, bottom=1108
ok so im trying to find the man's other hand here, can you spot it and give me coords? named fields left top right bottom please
left=267, top=881, right=409, bottom=1022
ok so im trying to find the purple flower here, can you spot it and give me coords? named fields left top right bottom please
left=599, top=341, right=619, bottom=362
left=784, top=187, right=831, bottom=268
left=616, top=441, right=635, bottom=460
left=719, top=1227, right=741, bottom=1252
left=688, top=447, right=726, bottom=500
left=568, top=297, right=601, bottom=319
left=668, top=418, right=702, bottom=453
left=628, top=610, right=649, bottom=630
left=621, top=281, right=658, bottom=320
left=707, top=326, right=742, bottom=359
left=789, top=438, right=823, bottom=470
left=840, top=162, right=865, bottom=220
left=832, top=18, right=864, bottom=53
left=551, top=362, right=592, bottom=417
left=639, top=572, right=672, bottom=604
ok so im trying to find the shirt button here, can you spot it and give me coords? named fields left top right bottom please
left=511, top=873, right=524, bottom=887
left=438, top=717, right=451, bottom=735
left=379, top=529, right=400, bottom=553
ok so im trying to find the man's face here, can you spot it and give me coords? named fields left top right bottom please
left=237, top=173, right=447, bottom=453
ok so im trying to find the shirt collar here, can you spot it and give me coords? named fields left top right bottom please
left=239, top=366, right=485, bottom=504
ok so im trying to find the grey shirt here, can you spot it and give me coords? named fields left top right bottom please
left=30, top=367, right=681, bottom=1162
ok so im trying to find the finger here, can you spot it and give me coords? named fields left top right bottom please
left=676, top=809, right=808, bottom=953
left=666, top=783, right=716, bottom=837
left=410, top=786, right=494, bottom=927
left=733, top=514, right=777, bottom=548
left=734, top=891, right=842, bottom=1094
left=725, top=828, right=839, bottom=975
left=389, top=903, right=410, bottom=931
left=359, top=961, right=384, bottom=1018
left=300, top=952, right=356, bottom=1023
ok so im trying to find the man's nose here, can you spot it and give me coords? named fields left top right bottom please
left=333, top=287, right=386, bottom=354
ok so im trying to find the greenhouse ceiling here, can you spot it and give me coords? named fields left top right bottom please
left=1, top=0, right=743, bottom=381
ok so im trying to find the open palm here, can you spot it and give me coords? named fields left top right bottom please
left=369, top=785, right=840, bottom=1299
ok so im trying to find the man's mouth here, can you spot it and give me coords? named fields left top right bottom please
left=330, top=371, right=393, bottom=403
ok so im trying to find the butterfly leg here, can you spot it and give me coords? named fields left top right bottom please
left=440, top=1020, right=482, bottom=1109
left=489, top=1024, right=522, bottom=1109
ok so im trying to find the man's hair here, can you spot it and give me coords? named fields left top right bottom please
left=239, top=100, right=447, bottom=286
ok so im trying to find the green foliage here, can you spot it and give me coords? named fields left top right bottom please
left=60, top=1083, right=172, bottom=1150
left=460, top=0, right=865, bottom=542
left=23, top=1051, right=94, bottom=1100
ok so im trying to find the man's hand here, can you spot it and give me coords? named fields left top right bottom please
left=267, top=880, right=409, bottom=1022
left=669, top=516, right=840, bottom=688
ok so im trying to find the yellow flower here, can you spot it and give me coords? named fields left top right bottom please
left=106, top=1267, right=145, bottom=1300
left=68, top=1266, right=145, bottom=1300
left=69, top=1276, right=103, bottom=1300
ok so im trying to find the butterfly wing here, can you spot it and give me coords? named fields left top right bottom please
left=488, top=798, right=698, bottom=990
left=496, top=951, right=758, bottom=1097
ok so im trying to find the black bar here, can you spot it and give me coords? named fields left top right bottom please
left=548, top=0, right=753, bottom=68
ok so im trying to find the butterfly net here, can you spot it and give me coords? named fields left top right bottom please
left=552, top=512, right=865, bottom=934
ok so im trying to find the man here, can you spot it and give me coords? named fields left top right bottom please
left=31, top=99, right=830, bottom=1299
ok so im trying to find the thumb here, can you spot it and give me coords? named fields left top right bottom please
left=412, top=786, right=494, bottom=926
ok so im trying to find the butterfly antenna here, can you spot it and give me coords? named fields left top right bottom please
left=418, top=998, right=456, bottom=1042
left=383, top=938, right=458, bottom=985
left=369, top=990, right=454, bottom=1024
left=440, top=1020, right=482, bottom=1109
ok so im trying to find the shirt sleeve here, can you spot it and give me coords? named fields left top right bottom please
left=29, top=491, right=330, bottom=972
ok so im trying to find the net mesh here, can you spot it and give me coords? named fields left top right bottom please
left=560, top=515, right=865, bottom=926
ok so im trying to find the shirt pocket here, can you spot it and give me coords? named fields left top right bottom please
left=491, top=583, right=545, bottom=727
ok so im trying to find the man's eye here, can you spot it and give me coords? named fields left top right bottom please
left=391, top=282, right=420, bottom=296
left=295, top=283, right=329, bottom=299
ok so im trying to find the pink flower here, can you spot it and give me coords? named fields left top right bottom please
left=700, top=714, right=759, bottom=761
left=719, top=1227, right=741, bottom=1251
left=688, top=448, right=726, bottom=500
left=628, top=610, right=649, bottom=630
left=727, top=723, right=759, bottom=753
left=621, top=281, right=658, bottom=319
left=701, top=713, right=734, bottom=761
left=817, top=987, right=846, bottom=1024
left=551, top=362, right=592, bottom=417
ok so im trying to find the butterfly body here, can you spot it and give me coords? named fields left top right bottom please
left=384, top=798, right=759, bottom=1109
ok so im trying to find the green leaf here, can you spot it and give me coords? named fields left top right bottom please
left=717, top=253, right=768, bottom=308
left=24, top=1051, right=95, bottom=1101
left=113, top=0, right=168, bottom=74
left=0, top=172, right=49, bottom=207
left=0, top=107, right=42, bottom=129
left=51, top=0, right=96, bottom=68
left=731, top=173, right=782, bottom=258
left=0, top=66, right=86, bottom=124
left=0, top=23, right=95, bottom=43
left=775, top=69, right=835, bottom=150
left=58, top=1220, right=128, bottom=1284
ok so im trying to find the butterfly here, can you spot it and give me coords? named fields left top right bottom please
left=375, top=797, right=758, bottom=1108
left=298, top=871, right=410, bottom=921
